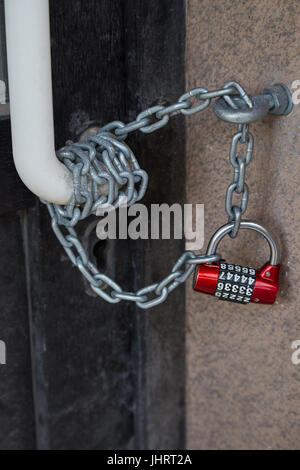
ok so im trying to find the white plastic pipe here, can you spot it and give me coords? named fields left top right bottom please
left=5, top=0, right=73, bottom=204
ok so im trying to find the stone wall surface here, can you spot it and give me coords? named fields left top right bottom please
left=186, top=0, right=300, bottom=450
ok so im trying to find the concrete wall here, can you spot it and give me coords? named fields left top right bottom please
left=185, top=0, right=300, bottom=449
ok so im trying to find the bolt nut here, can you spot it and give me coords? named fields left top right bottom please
left=263, top=83, right=293, bottom=116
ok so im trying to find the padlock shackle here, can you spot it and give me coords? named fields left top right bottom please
left=206, top=221, right=279, bottom=266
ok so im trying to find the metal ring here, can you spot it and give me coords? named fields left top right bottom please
left=137, top=106, right=169, bottom=133
left=206, top=221, right=279, bottom=266
left=186, top=253, right=221, bottom=265
left=222, top=81, right=253, bottom=109
left=228, top=206, right=241, bottom=239
left=234, top=157, right=246, bottom=194
left=226, top=182, right=248, bottom=219
left=213, top=95, right=271, bottom=124
left=230, top=132, right=254, bottom=167
left=178, top=87, right=210, bottom=115
left=112, top=291, right=148, bottom=302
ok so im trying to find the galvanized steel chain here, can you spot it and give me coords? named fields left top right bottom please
left=44, top=201, right=220, bottom=308
left=225, top=123, right=254, bottom=238
left=99, top=81, right=251, bottom=137
left=42, top=80, right=257, bottom=309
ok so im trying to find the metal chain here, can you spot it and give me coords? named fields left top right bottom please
left=225, top=123, right=254, bottom=238
left=44, top=204, right=221, bottom=309
left=42, top=81, right=254, bottom=309
left=98, top=82, right=251, bottom=138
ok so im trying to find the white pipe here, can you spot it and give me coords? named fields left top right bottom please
left=5, top=0, right=73, bottom=204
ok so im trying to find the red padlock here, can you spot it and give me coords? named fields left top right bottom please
left=193, top=221, right=280, bottom=304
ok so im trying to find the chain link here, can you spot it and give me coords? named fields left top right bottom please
left=43, top=81, right=255, bottom=309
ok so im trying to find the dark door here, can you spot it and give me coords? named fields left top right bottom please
left=0, top=0, right=186, bottom=450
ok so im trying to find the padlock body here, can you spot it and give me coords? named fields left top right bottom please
left=193, top=262, right=280, bottom=304
left=251, top=263, right=280, bottom=304
left=193, top=263, right=219, bottom=296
